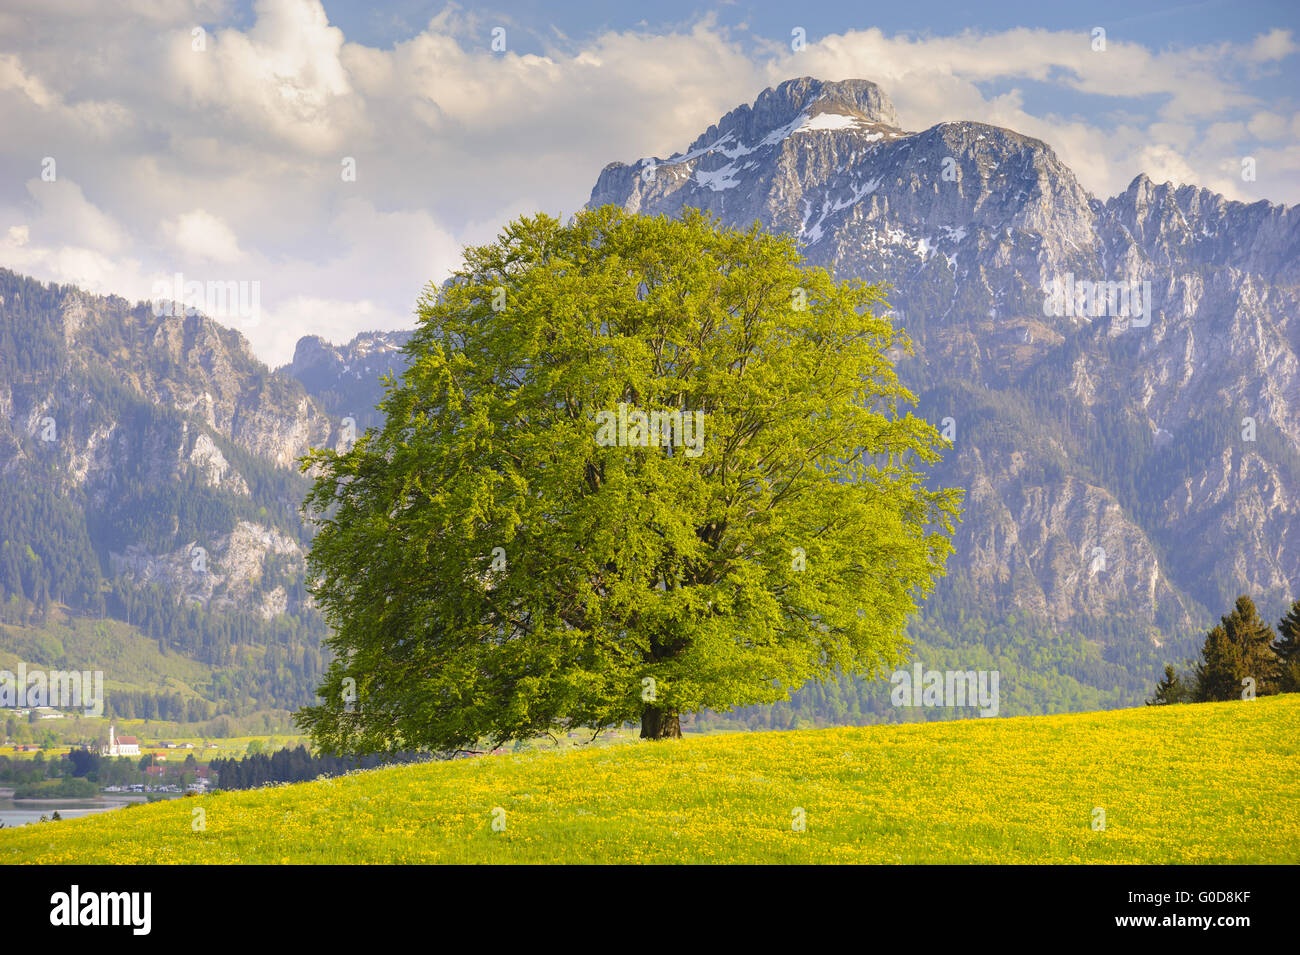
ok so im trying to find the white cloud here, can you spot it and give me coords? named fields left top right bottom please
left=0, top=52, right=55, bottom=108
left=22, top=177, right=129, bottom=254
left=256, top=295, right=409, bottom=369
left=1133, top=144, right=1201, bottom=189
left=1247, top=111, right=1289, bottom=140
left=0, top=0, right=1296, bottom=366
left=1249, top=28, right=1297, bottom=62
left=0, top=208, right=148, bottom=298
left=162, top=209, right=245, bottom=264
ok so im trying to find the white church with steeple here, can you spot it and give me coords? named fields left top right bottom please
left=101, top=724, right=140, bottom=757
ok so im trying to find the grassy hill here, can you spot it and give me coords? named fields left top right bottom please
left=0, top=609, right=315, bottom=739
left=0, top=612, right=213, bottom=700
left=3, top=696, right=1297, bottom=864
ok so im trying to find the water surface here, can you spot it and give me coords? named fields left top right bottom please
left=0, top=795, right=148, bottom=828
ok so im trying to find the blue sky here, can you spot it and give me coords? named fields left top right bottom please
left=311, top=0, right=1291, bottom=47
left=310, top=0, right=1300, bottom=135
left=1, top=0, right=1296, bottom=363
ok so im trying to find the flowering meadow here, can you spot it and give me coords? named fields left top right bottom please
left=3, top=695, right=1296, bottom=864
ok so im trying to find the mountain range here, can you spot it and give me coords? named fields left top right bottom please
left=2, top=76, right=1296, bottom=725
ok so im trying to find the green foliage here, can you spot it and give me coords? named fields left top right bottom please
left=1194, top=595, right=1279, bottom=701
left=1272, top=599, right=1300, bottom=693
left=299, top=207, right=961, bottom=753
left=693, top=605, right=1137, bottom=730
left=13, top=776, right=97, bottom=799
left=210, top=744, right=427, bottom=789
left=0, top=266, right=328, bottom=720
left=0, top=608, right=326, bottom=725
left=0, top=269, right=68, bottom=378
left=1152, top=593, right=1289, bottom=705
left=0, top=481, right=102, bottom=614
left=1147, top=664, right=1191, bottom=705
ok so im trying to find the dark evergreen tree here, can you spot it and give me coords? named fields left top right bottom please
left=1194, top=596, right=1279, bottom=702
left=1273, top=599, right=1300, bottom=693
left=1147, top=664, right=1190, bottom=705
left=67, top=747, right=100, bottom=777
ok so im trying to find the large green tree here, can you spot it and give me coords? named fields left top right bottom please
left=297, top=207, right=961, bottom=753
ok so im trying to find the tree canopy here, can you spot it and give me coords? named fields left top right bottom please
left=297, top=206, right=961, bottom=752
left=1274, top=599, right=1300, bottom=693
left=1194, top=595, right=1279, bottom=701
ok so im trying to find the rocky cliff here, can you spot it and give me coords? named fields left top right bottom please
left=587, top=77, right=1300, bottom=652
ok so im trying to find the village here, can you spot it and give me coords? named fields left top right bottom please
left=96, top=724, right=216, bottom=794
left=3, top=722, right=223, bottom=799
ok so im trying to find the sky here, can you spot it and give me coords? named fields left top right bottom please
left=1, top=0, right=1297, bottom=365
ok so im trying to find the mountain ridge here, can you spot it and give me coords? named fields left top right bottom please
left=1, top=75, right=1296, bottom=722
left=585, top=76, right=1300, bottom=655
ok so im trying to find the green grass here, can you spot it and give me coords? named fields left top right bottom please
left=3, top=695, right=1297, bottom=864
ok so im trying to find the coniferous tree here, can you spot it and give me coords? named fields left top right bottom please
left=1147, top=664, right=1190, bottom=705
left=1273, top=599, right=1300, bottom=693
left=1194, top=596, right=1279, bottom=702
left=1195, top=625, right=1237, bottom=702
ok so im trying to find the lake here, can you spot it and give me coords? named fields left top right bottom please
left=0, top=795, right=150, bottom=828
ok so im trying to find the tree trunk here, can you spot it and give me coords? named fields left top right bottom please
left=640, top=706, right=682, bottom=739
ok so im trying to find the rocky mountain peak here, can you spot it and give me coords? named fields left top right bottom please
left=590, top=79, right=1099, bottom=263
left=687, top=77, right=900, bottom=154
left=588, top=77, right=911, bottom=219
left=285, top=330, right=411, bottom=383
left=582, top=76, right=1300, bottom=652
left=1106, top=172, right=1300, bottom=280
left=283, top=328, right=413, bottom=429
left=288, top=334, right=335, bottom=371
